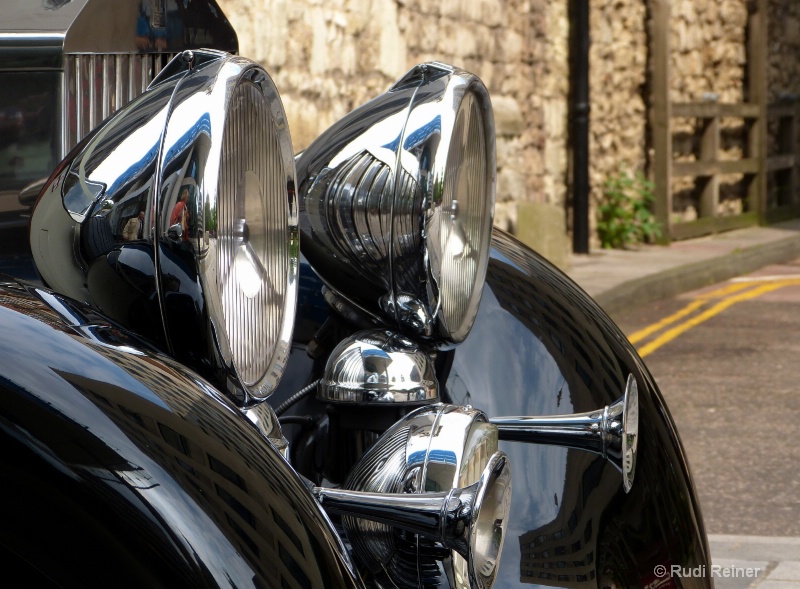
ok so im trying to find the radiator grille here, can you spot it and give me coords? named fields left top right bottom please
left=63, top=53, right=177, bottom=154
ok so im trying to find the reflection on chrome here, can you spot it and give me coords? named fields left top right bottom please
left=314, top=452, right=511, bottom=589
left=317, top=329, right=439, bottom=404
left=490, top=374, right=639, bottom=493
left=30, top=49, right=298, bottom=405
left=323, top=403, right=510, bottom=589
left=298, top=62, right=496, bottom=348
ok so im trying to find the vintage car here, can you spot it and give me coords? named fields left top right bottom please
left=0, top=1, right=711, bottom=588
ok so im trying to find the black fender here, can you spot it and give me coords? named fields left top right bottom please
left=276, top=229, right=712, bottom=589
left=441, top=231, right=711, bottom=588
left=0, top=280, right=360, bottom=588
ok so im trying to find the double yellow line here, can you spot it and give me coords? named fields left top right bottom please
left=630, top=277, right=800, bottom=358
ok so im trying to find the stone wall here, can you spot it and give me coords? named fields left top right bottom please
left=669, top=0, right=748, bottom=103
left=215, top=0, right=570, bottom=236
left=665, top=0, right=798, bottom=220
left=215, top=0, right=796, bottom=250
left=669, top=0, right=750, bottom=219
left=588, top=0, right=649, bottom=238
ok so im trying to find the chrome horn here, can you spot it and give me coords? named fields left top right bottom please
left=314, top=452, right=511, bottom=589
left=313, top=403, right=511, bottom=589
left=491, top=374, right=639, bottom=493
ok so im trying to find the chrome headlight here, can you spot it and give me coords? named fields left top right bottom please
left=323, top=404, right=512, bottom=589
left=297, top=63, right=495, bottom=347
left=30, top=50, right=298, bottom=403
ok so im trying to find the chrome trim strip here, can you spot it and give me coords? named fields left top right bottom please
left=0, top=32, right=64, bottom=41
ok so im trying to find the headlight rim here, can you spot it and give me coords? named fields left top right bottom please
left=155, top=53, right=299, bottom=403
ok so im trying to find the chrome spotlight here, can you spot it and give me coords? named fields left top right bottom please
left=491, top=374, right=639, bottom=492
left=315, top=403, right=511, bottom=589
left=318, top=329, right=439, bottom=404
left=30, top=50, right=298, bottom=404
left=297, top=63, right=496, bottom=348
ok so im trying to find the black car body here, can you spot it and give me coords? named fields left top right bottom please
left=0, top=1, right=711, bottom=588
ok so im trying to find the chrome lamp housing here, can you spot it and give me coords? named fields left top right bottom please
left=297, top=63, right=496, bottom=347
left=30, top=50, right=298, bottom=404
left=318, top=329, right=439, bottom=404
left=314, top=404, right=512, bottom=589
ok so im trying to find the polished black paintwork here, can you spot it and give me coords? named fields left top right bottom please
left=0, top=8, right=713, bottom=579
left=444, top=231, right=710, bottom=589
left=272, top=229, right=712, bottom=589
left=0, top=279, right=360, bottom=588
left=1, top=213, right=713, bottom=589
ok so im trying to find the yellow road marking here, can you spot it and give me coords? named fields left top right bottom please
left=694, top=281, right=766, bottom=299
left=730, top=274, right=800, bottom=282
left=627, top=282, right=757, bottom=345
left=628, top=299, right=706, bottom=345
left=634, top=278, right=800, bottom=358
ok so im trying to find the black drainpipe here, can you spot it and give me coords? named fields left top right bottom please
left=571, top=0, right=590, bottom=254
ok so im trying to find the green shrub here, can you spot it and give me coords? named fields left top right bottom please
left=596, top=168, right=662, bottom=249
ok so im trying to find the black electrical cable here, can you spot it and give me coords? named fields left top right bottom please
left=273, top=379, right=320, bottom=416
left=278, top=415, right=315, bottom=427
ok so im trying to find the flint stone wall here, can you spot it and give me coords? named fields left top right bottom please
left=216, top=0, right=797, bottom=246
left=216, top=0, right=569, bottom=235
left=769, top=0, right=800, bottom=103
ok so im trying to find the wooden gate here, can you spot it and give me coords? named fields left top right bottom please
left=651, top=0, right=799, bottom=242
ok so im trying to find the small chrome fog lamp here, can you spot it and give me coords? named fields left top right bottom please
left=318, top=329, right=438, bottom=404
left=297, top=63, right=495, bottom=348
left=316, top=329, right=439, bottom=483
left=313, top=404, right=512, bottom=589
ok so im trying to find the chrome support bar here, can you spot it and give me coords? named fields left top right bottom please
left=313, top=486, right=467, bottom=550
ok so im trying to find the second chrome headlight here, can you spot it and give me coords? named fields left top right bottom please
left=298, top=63, right=496, bottom=347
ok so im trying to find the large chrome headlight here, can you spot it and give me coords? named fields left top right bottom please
left=297, top=63, right=495, bottom=347
left=30, top=50, right=298, bottom=403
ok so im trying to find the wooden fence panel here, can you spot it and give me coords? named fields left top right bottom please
left=647, top=0, right=800, bottom=242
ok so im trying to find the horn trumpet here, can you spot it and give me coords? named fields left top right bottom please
left=313, top=452, right=512, bottom=589
left=490, top=374, right=638, bottom=492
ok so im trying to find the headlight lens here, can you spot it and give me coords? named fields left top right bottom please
left=434, top=90, right=493, bottom=341
left=217, top=79, right=293, bottom=390
left=297, top=63, right=495, bottom=347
